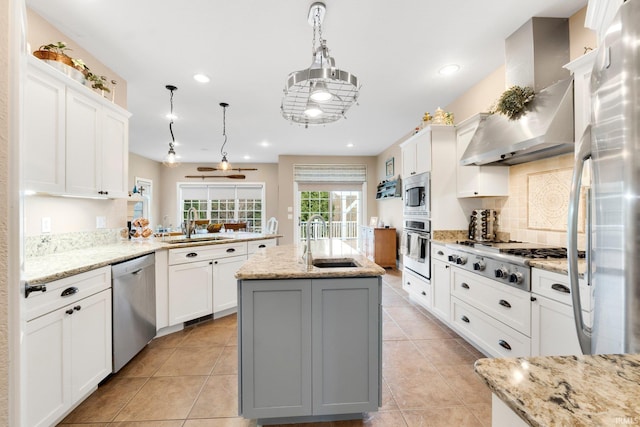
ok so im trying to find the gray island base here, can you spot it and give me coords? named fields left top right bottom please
left=235, top=243, right=384, bottom=425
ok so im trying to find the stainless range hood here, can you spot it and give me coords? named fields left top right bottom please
left=460, top=17, right=574, bottom=166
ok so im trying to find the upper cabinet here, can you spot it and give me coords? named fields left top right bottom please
left=400, top=128, right=432, bottom=178
left=586, top=0, right=624, bottom=41
left=455, top=114, right=509, bottom=198
left=24, top=57, right=131, bottom=198
left=564, top=50, right=598, bottom=145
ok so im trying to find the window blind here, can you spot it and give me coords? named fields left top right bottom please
left=293, top=164, right=367, bottom=183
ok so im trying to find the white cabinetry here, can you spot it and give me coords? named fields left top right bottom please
left=167, top=241, right=249, bottom=326
left=449, top=266, right=531, bottom=357
left=400, top=129, right=431, bottom=178
left=455, top=114, right=509, bottom=198
left=24, top=56, right=130, bottom=197
left=402, top=268, right=431, bottom=309
left=430, top=243, right=451, bottom=322
left=248, top=238, right=277, bottom=255
left=23, top=267, right=112, bottom=427
left=530, top=268, right=592, bottom=356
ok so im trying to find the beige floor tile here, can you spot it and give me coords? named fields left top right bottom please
left=155, top=345, right=224, bottom=376
left=117, top=347, right=176, bottom=378
left=147, top=329, right=190, bottom=349
left=435, top=365, right=492, bottom=406
left=114, top=376, right=207, bottom=421
left=394, top=318, right=452, bottom=340
left=182, top=323, right=235, bottom=347
left=184, top=418, right=255, bottom=427
left=386, top=374, right=461, bottom=409
left=382, top=287, right=411, bottom=307
left=380, top=379, right=399, bottom=411
left=401, top=406, right=483, bottom=427
left=57, top=423, right=108, bottom=427
left=466, top=403, right=492, bottom=427
left=383, top=319, right=409, bottom=341
left=189, top=374, right=238, bottom=418
left=412, top=339, right=478, bottom=367
left=382, top=341, right=439, bottom=381
left=61, top=377, right=147, bottom=423
left=212, top=345, right=239, bottom=375
left=110, top=421, right=184, bottom=427
left=361, top=410, right=408, bottom=426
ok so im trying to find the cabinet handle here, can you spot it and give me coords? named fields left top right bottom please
left=61, top=287, right=79, bottom=297
left=74, top=305, right=81, bottom=311
left=406, top=281, right=411, bottom=286
left=214, top=261, right=218, bottom=265
left=498, top=340, right=512, bottom=351
left=258, top=244, right=266, bottom=248
left=498, top=299, right=511, bottom=308
left=131, top=268, right=143, bottom=275
left=531, top=296, right=537, bottom=302
left=421, top=291, right=426, bottom=296
left=437, top=250, right=444, bottom=256
left=65, top=309, right=74, bottom=315
left=104, top=191, right=109, bottom=195
left=25, top=283, right=47, bottom=298
left=461, top=315, right=470, bottom=323
left=461, top=283, right=470, bottom=289
left=186, top=252, right=198, bottom=258
left=226, top=248, right=236, bottom=253
left=445, top=265, right=449, bottom=269
left=551, top=283, right=571, bottom=294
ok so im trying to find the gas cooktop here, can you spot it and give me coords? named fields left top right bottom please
left=452, top=240, right=585, bottom=260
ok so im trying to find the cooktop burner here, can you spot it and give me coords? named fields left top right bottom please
left=452, top=240, right=585, bottom=259
left=501, top=247, right=586, bottom=259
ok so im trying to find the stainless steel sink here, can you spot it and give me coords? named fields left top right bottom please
left=312, top=258, right=360, bottom=268
left=165, top=235, right=234, bottom=244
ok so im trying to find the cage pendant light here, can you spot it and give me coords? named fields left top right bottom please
left=281, top=2, right=360, bottom=127
left=219, top=102, right=231, bottom=171
left=163, top=85, right=181, bottom=168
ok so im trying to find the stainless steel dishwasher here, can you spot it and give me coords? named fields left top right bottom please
left=111, top=253, right=156, bottom=372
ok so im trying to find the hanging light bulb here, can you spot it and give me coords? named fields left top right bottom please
left=163, top=85, right=181, bottom=168
left=219, top=102, right=231, bottom=171
left=304, top=100, right=324, bottom=118
left=309, top=80, right=332, bottom=102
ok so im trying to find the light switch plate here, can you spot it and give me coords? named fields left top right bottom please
left=96, top=216, right=107, bottom=229
left=41, top=217, right=51, bottom=233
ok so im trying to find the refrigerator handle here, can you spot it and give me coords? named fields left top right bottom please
left=568, top=124, right=593, bottom=354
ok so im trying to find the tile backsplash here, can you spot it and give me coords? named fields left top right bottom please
left=482, top=153, right=587, bottom=249
left=26, top=229, right=124, bottom=258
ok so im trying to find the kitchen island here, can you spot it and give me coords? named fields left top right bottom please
left=235, top=241, right=385, bottom=425
left=475, top=353, right=640, bottom=426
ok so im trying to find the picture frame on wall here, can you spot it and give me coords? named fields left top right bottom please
left=369, top=217, right=378, bottom=227
left=385, top=158, right=394, bottom=178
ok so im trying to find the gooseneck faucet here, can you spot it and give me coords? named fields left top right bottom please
left=186, top=207, right=197, bottom=238
left=304, top=214, right=326, bottom=268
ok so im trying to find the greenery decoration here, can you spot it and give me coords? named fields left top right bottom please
left=493, top=85, right=535, bottom=120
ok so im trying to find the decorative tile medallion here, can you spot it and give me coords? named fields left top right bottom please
left=528, top=168, right=585, bottom=232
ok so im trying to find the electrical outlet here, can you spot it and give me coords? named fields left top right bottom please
left=96, top=216, right=107, bottom=229
left=41, top=217, right=51, bottom=233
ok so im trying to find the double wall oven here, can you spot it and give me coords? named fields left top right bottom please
left=402, top=172, right=431, bottom=281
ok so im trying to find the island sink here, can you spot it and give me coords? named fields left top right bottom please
left=312, top=258, right=359, bottom=268
left=165, top=235, right=233, bottom=244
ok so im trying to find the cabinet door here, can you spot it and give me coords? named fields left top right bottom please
left=401, top=139, right=417, bottom=178
left=415, top=130, right=432, bottom=174
left=531, top=294, right=587, bottom=356
left=70, top=289, right=113, bottom=401
left=168, top=260, right=213, bottom=325
left=66, top=88, right=100, bottom=195
left=431, top=259, right=451, bottom=322
left=239, top=279, right=312, bottom=418
left=373, top=228, right=396, bottom=268
left=212, top=255, right=245, bottom=313
left=24, top=67, right=66, bottom=193
left=100, top=108, right=129, bottom=197
left=24, top=309, right=69, bottom=427
left=311, top=277, right=381, bottom=415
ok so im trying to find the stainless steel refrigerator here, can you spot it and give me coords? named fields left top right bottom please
left=568, top=0, right=640, bottom=355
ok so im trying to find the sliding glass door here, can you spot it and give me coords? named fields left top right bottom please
left=298, top=190, right=361, bottom=248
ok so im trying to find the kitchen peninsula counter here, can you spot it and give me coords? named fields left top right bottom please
left=25, top=233, right=280, bottom=285
left=475, top=353, right=640, bottom=426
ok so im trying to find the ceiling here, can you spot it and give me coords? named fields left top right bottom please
left=26, top=0, right=587, bottom=164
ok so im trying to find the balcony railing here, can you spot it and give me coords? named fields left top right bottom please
left=299, top=220, right=359, bottom=241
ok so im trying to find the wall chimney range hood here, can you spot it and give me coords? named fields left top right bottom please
left=460, top=17, right=574, bottom=166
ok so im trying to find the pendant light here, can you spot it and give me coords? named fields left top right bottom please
left=163, top=85, right=180, bottom=168
left=281, top=2, right=360, bottom=127
left=219, top=102, right=230, bottom=171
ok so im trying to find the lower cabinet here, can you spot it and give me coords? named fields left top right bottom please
left=23, top=267, right=112, bottom=427
left=402, top=268, right=431, bottom=309
left=239, top=277, right=381, bottom=421
left=430, top=258, right=451, bottom=322
left=168, top=259, right=214, bottom=324
left=212, top=255, right=246, bottom=313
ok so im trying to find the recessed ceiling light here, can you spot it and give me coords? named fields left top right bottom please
left=243, top=155, right=251, bottom=160
left=346, top=143, right=354, bottom=148
left=260, top=141, right=270, bottom=147
left=439, top=64, right=460, bottom=76
left=193, top=73, right=210, bottom=83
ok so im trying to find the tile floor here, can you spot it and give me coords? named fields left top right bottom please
left=58, top=269, right=492, bottom=427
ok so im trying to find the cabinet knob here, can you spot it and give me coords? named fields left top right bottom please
left=74, top=305, right=81, bottom=311
left=65, top=309, right=74, bottom=315
left=421, top=291, right=426, bottom=296
left=531, top=296, right=537, bottom=302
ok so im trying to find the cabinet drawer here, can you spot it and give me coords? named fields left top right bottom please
left=451, top=268, right=531, bottom=336
left=431, top=243, right=449, bottom=262
left=531, top=268, right=591, bottom=311
left=248, top=239, right=276, bottom=254
left=169, top=242, right=248, bottom=265
left=451, top=297, right=530, bottom=358
left=403, top=269, right=431, bottom=308
left=25, top=266, right=111, bottom=321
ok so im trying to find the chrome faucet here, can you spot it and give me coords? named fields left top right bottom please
left=304, top=214, right=326, bottom=268
left=186, top=207, right=197, bottom=238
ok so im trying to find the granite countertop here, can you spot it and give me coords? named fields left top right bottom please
left=529, top=259, right=587, bottom=276
left=24, top=233, right=280, bottom=285
left=235, top=240, right=385, bottom=280
left=475, top=354, right=640, bottom=427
